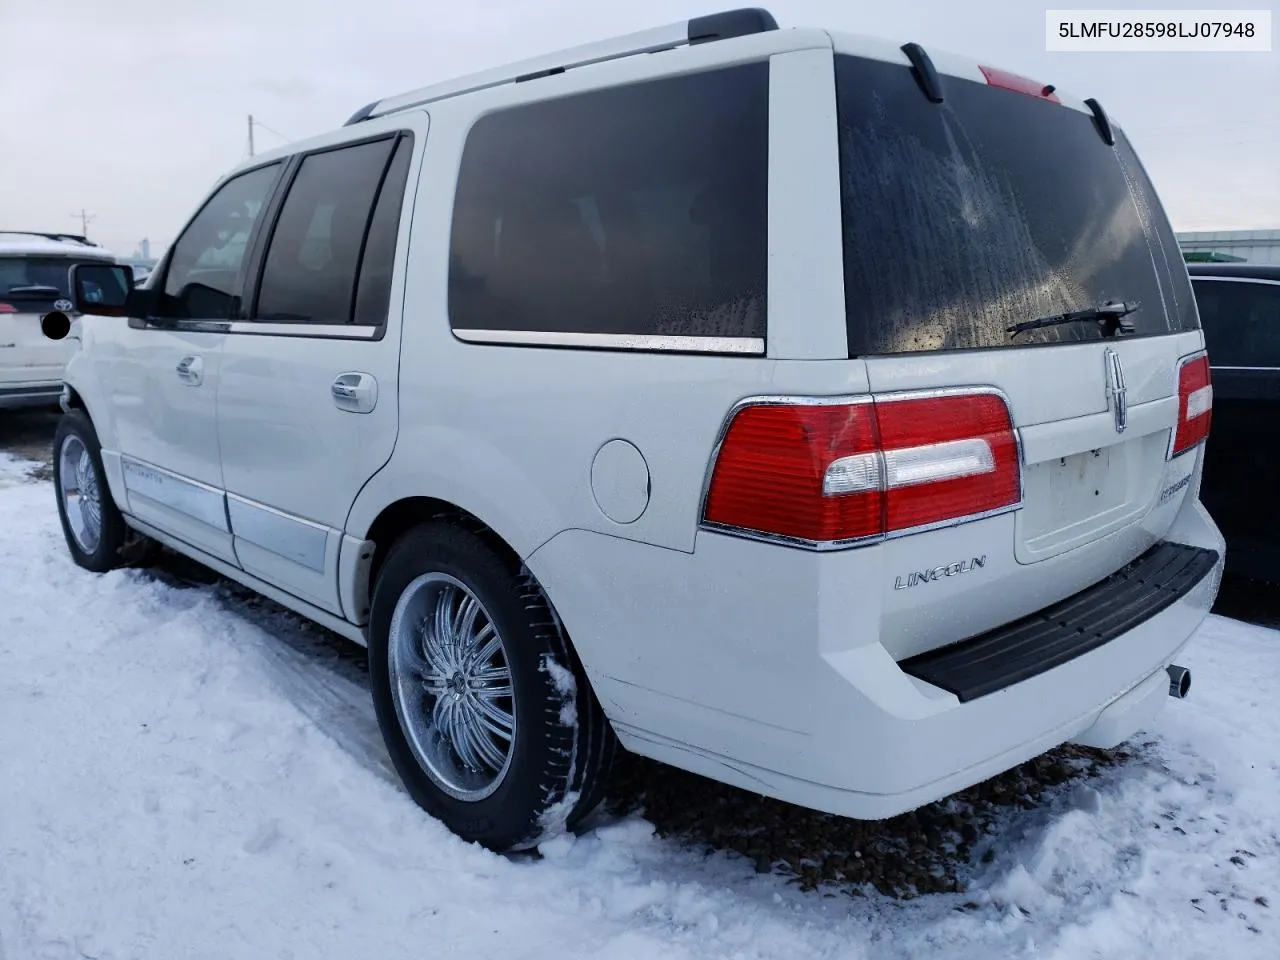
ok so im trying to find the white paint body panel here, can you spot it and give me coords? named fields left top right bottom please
left=526, top=487, right=1222, bottom=817
left=60, top=23, right=1225, bottom=823
left=88, top=321, right=236, bottom=565
left=0, top=309, right=77, bottom=387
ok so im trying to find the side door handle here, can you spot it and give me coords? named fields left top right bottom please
left=332, top=372, right=378, bottom=414
left=176, top=355, right=203, bottom=385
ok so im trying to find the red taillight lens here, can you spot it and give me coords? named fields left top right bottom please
left=1169, top=352, right=1212, bottom=458
left=0, top=302, right=17, bottom=313
left=876, top=393, right=1021, bottom=532
left=704, top=401, right=883, bottom=542
left=978, top=64, right=1061, bottom=103
left=703, top=391, right=1021, bottom=546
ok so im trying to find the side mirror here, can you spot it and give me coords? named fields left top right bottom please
left=69, top=262, right=135, bottom=317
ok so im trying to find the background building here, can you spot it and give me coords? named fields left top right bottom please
left=1177, top=229, right=1280, bottom=265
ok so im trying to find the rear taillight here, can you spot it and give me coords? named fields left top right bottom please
left=1169, top=351, right=1212, bottom=458
left=0, top=302, right=16, bottom=313
left=703, top=390, right=1021, bottom=547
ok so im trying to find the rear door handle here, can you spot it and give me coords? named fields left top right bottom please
left=332, top=372, right=378, bottom=414
left=176, top=355, right=203, bottom=385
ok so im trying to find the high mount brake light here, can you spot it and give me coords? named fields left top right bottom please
left=979, top=65, right=1061, bottom=103
left=1169, top=351, right=1212, bottom=458
left=703, top=391, right=1021, bottom=547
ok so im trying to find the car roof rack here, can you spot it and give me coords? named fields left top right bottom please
left=0, top=231, right=100, bottom=247
left=346, top=7, right=778, bottom=125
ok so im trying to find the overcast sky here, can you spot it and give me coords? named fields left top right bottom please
left=3, top=0, right=1276, bottom=256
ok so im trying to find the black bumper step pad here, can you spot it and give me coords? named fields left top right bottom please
left=900, top=541, right=1220, bottom=703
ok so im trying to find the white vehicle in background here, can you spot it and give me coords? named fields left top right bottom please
left=0, top=232, right=117, bottom=409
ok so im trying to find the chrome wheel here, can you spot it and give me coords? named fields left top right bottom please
left=388, top=572, right=516, bottom=801
left=59, top=435, right=102, bottom=555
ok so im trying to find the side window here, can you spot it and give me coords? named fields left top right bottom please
left=1194, top=279, right=1280, bottom=368
left=354, top=136, right=414, bottom=326
left=448, top=63, right=769, bottom=346
left=255, top=138, right=396, bottom=324
left=161, top=163, right=281, bottom=319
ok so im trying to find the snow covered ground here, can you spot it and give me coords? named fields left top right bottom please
left=1, top=449, right=1277, bottom=960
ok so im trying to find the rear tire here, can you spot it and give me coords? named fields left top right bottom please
left=368, top=521, right=616, bottom=851
left=52, top=410, right=129, bottom=573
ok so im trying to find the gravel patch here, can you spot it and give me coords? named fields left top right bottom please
left=606, top=743, right=1130, bottom=900
left=0, top=407, right=59, bottom=478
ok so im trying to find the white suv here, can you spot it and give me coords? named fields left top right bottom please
left=0, top=232, right=116, bottom=409
left=53, top=9, right=1224, bottom=851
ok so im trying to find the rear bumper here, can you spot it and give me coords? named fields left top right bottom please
left=528, top=497, right=1224, bottom=820
left=0, top=381, right=64, bottom=410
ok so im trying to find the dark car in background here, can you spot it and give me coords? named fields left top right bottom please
left=1189, top=263, right=1280, bottom=582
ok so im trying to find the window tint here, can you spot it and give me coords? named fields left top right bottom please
left=161, top=163, right=280, bottom=319
left=1114, top=131, right=1200, bottom=334
left=449, top=64, right=769, bottom=345
left=834, top=55, right=1198, bottom=356
left=256, top=138, right=395, bottom=324
left=0, top=256, right=111, bottom=311
left=1193, top=279, right=1280, bottom=367
left=354, top=136, right=413, bottom=326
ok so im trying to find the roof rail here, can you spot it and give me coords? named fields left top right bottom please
left=0, top=231, right=99, bottom=247
left=346, top=7, right=778, bottom=125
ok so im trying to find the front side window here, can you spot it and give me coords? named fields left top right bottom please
left=161, top=163, right=281, bottom=319
left=448, top=63, right=769, bottom=346
left=1193, top=279, right=1280, bottom=368
left=255, top=137, right=400, bottom=325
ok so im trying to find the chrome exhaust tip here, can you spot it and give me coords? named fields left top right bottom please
left=1167, top=664, right=1191, bottom=700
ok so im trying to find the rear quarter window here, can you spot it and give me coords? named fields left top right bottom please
left=448, top=63, right=769, bottom=350
left=834, top=54, right=1198, bottom=356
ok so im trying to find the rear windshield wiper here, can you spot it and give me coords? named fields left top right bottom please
left=1007, top=301, right=1139, bottom=339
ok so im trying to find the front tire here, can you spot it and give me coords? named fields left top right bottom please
left=53, top=409, right=129, bottom=573
left=368, top=521, right=616, bottom=851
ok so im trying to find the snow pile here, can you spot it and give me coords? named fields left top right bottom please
left=1, top=451, right=1277, bottom=959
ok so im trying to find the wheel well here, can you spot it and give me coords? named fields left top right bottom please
left=62, top=385, right=85, bottom=411
left=363, top=497, right=523, bottom=599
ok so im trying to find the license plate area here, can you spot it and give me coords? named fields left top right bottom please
left=1018, top=433, right=1165, bottom=561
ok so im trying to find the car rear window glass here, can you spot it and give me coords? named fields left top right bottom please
left=0, top=257, right=107, bottom=308
left=448, top=63, right=769, bottom=349
left=1192, top=278, right=1280, bottom=368
left=353, top=136, right=414, bottom=327
left=834, top=54, right=1199, bottom=356
left=256, top=138, right=396, bottom=324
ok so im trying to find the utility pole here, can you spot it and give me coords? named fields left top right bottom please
left=248, top=114, right=255, bottom=157
left=70, top=209, right=96, bottom=238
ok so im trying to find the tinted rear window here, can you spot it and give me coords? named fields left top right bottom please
left=835, top=55, right=1199, bottom=356
left=448, top=63, right=769, bottom=348
left=1193, top=278, right=1280, bottom=367
left=0, top=256, right=107, bottom=306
